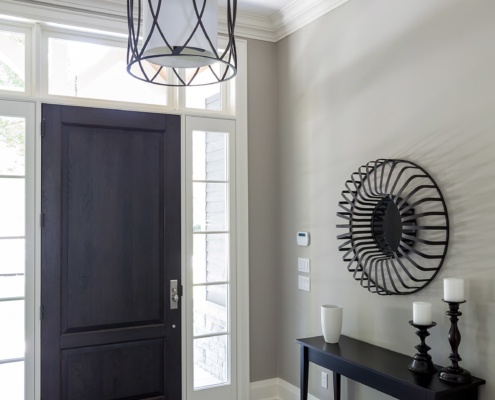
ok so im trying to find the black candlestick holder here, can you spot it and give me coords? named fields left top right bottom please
left=408, top=321, right=438, bottom=374
left=438, top=300, right=472, bottom=384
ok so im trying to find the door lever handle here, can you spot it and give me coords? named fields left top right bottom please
left=170, top=280, right=179, bottom=310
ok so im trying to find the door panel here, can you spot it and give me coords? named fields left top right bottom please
left=63, top=126, right=163, bottom=332
left=41, top=104, right=181, bottom=400
left=62, top=340, right=164, bottom=400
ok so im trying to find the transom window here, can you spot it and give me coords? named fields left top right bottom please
left=47, top=35, right=169, bottom=106
left=0, top=25, right=29, bottom=94
left=44, top=27, right=235, bottom=114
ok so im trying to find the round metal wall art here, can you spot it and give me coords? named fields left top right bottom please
left=336, top=159, right=449, bottom=295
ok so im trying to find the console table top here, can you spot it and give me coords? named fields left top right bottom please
left=297, top=335, right=485, bottom=396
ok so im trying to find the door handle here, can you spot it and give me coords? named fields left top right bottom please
left=170, top=280, right=179, bottom=309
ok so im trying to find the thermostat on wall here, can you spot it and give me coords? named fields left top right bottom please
left=297, top=231, right=310, bottom=246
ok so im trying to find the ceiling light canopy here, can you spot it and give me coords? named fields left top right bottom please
left=127, top=0, right=237, bottom=86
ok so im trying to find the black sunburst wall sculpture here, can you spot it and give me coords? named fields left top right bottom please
left=336, top=159, right=449, bottom=295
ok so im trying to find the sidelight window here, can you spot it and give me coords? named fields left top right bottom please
left=0, top=101, right=35, bottom=400
left=192, top=129, right=230, bottom=389
left=187, top=117, right=237, bottom=399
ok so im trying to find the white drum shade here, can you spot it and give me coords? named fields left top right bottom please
left=127, top=0, right=237, bottom=86
left=142, top=0, right=218, bottom=68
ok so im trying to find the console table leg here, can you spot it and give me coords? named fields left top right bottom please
left=300, top=346, right=309, bottom=400
left=333, top=372, right=341, bottom=400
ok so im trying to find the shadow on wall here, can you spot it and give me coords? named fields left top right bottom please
left=394, top=119, right=495, bottom=390
left=394, top=119, right=495, bottom=277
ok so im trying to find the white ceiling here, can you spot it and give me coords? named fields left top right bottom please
left=2, top=0, right=349, bottom=42
left=220, top=0, right=295, bottom=17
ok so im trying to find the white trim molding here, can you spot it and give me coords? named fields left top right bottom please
left=250, top=378, right=280, bottom=400
left=0, top=0, right=128, bottom=34
left=219, top=10, right=274, bottom=42
left=250, top=379, right=320, bottom=400
left=1, top=0, right=350, bottom=42
left=271, top=0, right=350, bottom=42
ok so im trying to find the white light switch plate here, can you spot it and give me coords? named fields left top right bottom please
left=298, top=257, right=310, bottom=273
left=298, top=275, right=310, bottom=291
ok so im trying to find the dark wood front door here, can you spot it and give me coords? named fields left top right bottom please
left=40, top=104, right=181, bottom=400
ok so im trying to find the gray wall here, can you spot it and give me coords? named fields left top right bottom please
left=246, top=38, right=281, bottom=382
left=248, top=0, right=495, bottom=398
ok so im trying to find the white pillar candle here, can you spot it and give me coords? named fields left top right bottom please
left=413, top=302, right=432, bottom=325
left=444, top=278, right=465, bottom=302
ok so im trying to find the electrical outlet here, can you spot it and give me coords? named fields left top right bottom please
left=298, top=275, right=310, bottom=291
left=321, top=372, right=328, bottom=389
left=297, top=257, right=310, bottom=273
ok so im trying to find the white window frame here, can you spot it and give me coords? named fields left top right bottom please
left=38, top=24, right=176, bottom=113
left=0, top=10, right=249, bottom=400
left=185, top=116, right=237, bottom=400
left=37, top=23, right=237, bottom=116
left=0, top=99, right=36, bottom=400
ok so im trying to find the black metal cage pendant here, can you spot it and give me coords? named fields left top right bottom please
left=127, top=0, right=237, bottom=86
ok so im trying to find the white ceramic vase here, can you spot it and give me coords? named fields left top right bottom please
left=321, top=305, right=343, bottom=344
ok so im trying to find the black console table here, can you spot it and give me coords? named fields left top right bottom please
left=297, top=335, right=485, bottom=400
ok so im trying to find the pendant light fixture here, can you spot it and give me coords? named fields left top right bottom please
left=127, top=0, right=237, bottom=86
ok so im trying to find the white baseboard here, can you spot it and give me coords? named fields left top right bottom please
left=250, top=378, right=280, bottom=400
left=250, top=378, right=320, bottom=400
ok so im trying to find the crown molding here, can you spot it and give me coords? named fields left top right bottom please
left=0, top=0, right=350, bottom=42
left=219, top=10, right=274, bottom=42
left=220, top=0, right=350, bottom=42
left=0, top=0, right=128, bottom=33
left=272, top=0, right=350, bottom=41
